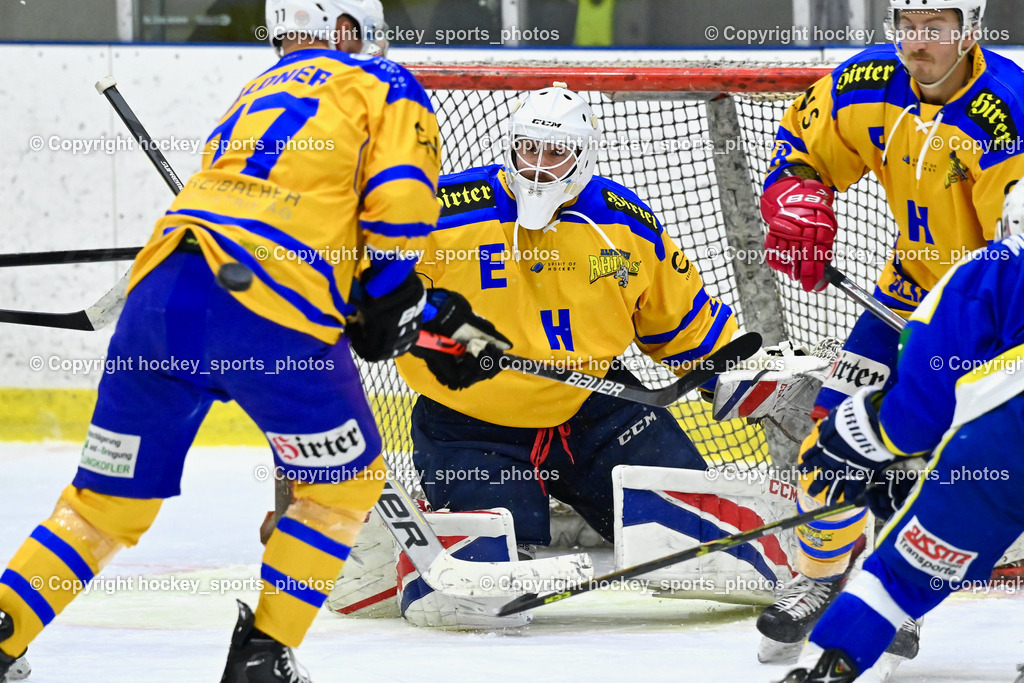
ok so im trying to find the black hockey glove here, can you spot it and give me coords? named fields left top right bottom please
left=797, top=387, right=895, bottom=505
left=411, top=289, right=511, bottom=390
left=865, top=457, right=930, bottom=519
left=347, top=269, right=425, bottom=362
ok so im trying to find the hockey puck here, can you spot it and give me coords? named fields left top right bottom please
left=216, top=262, right=254, bottom=292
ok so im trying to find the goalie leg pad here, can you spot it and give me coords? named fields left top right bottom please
left=613, top=465, right=798, bottom=604
left=326, top=508, right=400, bottom=618
left=399, top=509, right=531, bottom=629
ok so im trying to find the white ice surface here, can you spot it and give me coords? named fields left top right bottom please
left=0, top=443, right=1022, bottom=682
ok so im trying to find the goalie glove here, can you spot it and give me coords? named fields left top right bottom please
left=797, top=387, right=895, bottom=506
left=711, top=342, right=830, bottom=440
left=411, top=289, right=511, bottom=390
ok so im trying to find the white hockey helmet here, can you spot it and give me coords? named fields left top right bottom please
left=886, top=0, right=985, bottom=56
left=265, top=0, right=389, bottom=56
left=503, top=84, right=602, bottom=231
left=995, top=180, right=1024, bottom=241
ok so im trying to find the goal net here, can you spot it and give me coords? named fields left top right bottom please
left=357, top=64, right=898, bottom=499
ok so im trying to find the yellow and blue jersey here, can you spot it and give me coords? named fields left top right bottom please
left=130, top=48, right=442, bottom=343
left=396, top=164, right=737, bottom=428
left=768, top=44, right=1024, bottom=313
left=879, top=234, right=1024, bottom=455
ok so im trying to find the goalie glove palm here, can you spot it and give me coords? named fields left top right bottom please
left=412, top=289, right=511, bottom=390
left=798, top=387, right=895, bottom=505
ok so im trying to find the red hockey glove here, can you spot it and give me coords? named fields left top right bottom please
left=761, top=176, right=837, bottom=292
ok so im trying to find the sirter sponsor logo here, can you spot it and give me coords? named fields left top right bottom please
left=602, top=188, right=659, bottom=233
left=966, top=90, right=1019, bottom=151
left=834, top=59, right=898, bottom=95
left=267, top=420, right=366, bottom=468
left=437, top=179, right=495, bottom=217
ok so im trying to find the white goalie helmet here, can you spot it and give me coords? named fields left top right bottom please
left=995, top=180, right=1024, bottom=241
left=503, top=84, right=602, bottom=231
left=265, top=0, right=389, bottom=56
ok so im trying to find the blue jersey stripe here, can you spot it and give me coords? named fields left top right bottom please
left=660, top=302, right=734, bottom=365
left=166, top=209, right=351, bottom=320
left=361, top=220, right=435, bottom=239
left=636, top=289, right=710, bottom=346
left=362, top=164, right=436, bottom=201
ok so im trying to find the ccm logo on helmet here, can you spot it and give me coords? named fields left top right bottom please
left=531, top=119, right=562, bottom=127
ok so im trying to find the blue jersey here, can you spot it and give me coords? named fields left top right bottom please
left=880, top=234, right=1024, bottom=455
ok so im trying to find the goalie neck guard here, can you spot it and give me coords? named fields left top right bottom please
left=265, top=0, right=390, bottom=56
left=503, top=84, right=602, bottom=231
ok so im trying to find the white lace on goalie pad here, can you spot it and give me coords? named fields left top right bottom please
left=329, top=508, right=593, bottom=628
left=613, top=465, right=799, bottom=605
left=712, top=342, right=831, bottom=422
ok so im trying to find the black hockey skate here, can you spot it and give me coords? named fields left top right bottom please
left=757, top=572, right=850, bottom=663
left=220, top=601, right=310, bottom=683
left=777, top=648, right=859, bottom=683
left=0, top=608, right=30, bottom=683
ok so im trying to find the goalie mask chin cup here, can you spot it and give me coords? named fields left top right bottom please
left=886, top=0, right=985, bottom=87
left=265, top=0, right=389, bottom=56
left=503, top=85, right=601, bottom=231
left=996, top=179, right=1024, bottom=241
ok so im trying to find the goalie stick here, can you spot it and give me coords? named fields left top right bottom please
left=0, top=77, right=182, bottom=331
left=375, top=468, right=592, bottom=598
left=496, top=490, right=868, bottom=616
left=419, top=330, right=764, bottom=407
left=823, top=265, right=906, bottom=333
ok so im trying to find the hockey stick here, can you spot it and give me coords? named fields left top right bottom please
left=823, top=265, right=906, bottom=333
left=375, top=468, right=592, bottom=598
left=418, top=330, right=764, bottom=407
left=496, top=491, right=867, bottom=616
left=0, top=246, right=142, bottom=268
left=0, top=77, right=181, bottom=331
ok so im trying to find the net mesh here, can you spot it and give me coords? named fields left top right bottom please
left=355, top=68, right=897, bottom=498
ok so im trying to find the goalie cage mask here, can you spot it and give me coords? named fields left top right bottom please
left=503, top=84, right=602, bottom=231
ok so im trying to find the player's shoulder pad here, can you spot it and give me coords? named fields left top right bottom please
left=956, top=48, right=1024, bottom=160
left=301, top=50, right=434, bottom=111
left=436, top=164, right=505, bottom=224
left=830, top=44, right=904, bottom=99
left=574, top=175, right=663, bottom=234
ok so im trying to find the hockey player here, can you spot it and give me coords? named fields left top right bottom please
left=778, top=179, right=1024, bottom=681
left=0, top=2, right=501, bottom=682
left=395, top=84, right=738, bottom=573
left=757, top=0, right=1024, bottom=659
